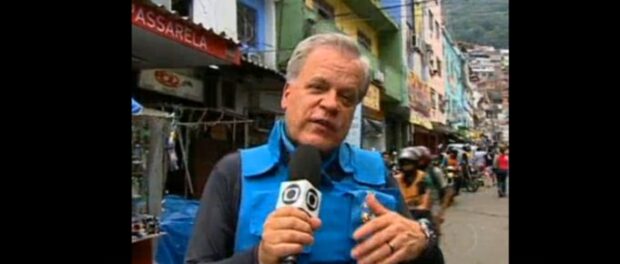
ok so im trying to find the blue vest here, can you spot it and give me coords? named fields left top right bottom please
left=234, top=121, right=403, bottom=263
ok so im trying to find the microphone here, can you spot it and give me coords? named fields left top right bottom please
left=277, top=144, right=322, bottom=264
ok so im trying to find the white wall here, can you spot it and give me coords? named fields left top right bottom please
left=264, top=0, right=277, bottom=70
left=192, top=0, right=238, bottom=41
left=236, top=84, right=249, bottom=114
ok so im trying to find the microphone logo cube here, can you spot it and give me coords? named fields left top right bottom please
left=276, top=180, right=321, bottom=218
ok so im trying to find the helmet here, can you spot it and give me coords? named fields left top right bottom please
left=398, top=147, right=422, bottom=162
left=414, top=146, right=438, bottom=159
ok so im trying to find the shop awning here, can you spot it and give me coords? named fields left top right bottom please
left=217, top=54, right=285, bottom=82
left=241, top=54, right=284, bottom=77
left=132, top=1, right=241, bottom=69
left=431, top=122, right=455, bottom=135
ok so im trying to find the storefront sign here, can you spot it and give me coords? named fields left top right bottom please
left=408, top=73, right=431, bottom=118
left=409, top=110, right=433, bottom=130
left=139, top=69, right=204, bottom=102
left=132, top=2, right=240, bottom=64
left=363, top=84, right=381, bottom=111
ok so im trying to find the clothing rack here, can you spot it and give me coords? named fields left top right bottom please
left=155, top=104, right=256, bottom=197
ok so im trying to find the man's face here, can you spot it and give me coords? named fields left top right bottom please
left=418, top=157, right=430, bottom=170
left=400, top=160, right=418, bottom=173
left=281, top=46, right=365, bottom=153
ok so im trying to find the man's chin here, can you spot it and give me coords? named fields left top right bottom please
left=297, top=135, right=340, bottom=153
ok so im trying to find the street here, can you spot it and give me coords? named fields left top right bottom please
left=440, top=184, right=509, bottom=264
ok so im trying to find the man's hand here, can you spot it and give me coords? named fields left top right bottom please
left=351, top=194, right=428, bottom=264
left=258, top=207, right=322, bottom=264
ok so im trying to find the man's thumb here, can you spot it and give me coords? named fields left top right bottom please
left=367, top=193, right=389, bottom=215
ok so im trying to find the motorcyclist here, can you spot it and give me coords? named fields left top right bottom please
left=394, top=147, right=433, bottom=219
left=414, top=146, right=454, bottom=236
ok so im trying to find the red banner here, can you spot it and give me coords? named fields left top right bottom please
left=132, top=2, right=240, bottom=65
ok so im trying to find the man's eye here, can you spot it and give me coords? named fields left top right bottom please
left=341, top=95, right=356, bottom=106
left=309, top=84, right=327, bottom=91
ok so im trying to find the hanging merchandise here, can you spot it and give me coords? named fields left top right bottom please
left=167, top=130, right=180, bottom=172
left=134, top=143, right=143, bottom=160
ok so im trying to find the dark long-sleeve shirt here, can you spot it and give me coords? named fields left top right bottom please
left=185, top=152, right=444, bottom=264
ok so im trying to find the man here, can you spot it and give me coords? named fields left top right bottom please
left=442, top=149, right=461, bottom=195
left=394, top=147, right=432, bottom=218
left=484, top=147, right=496, bottom=186
left=383, top=151, right=395, bottom=172
left=186, top=33, right=443, bottom=264
left=494, top=147, right=509, bottom=197
left=414, top=146, right=452, bottom=230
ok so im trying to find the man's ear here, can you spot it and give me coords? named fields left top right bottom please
left=281, top=83, right=291, bottom=110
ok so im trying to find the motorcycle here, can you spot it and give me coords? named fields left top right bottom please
left=444, top=166, right=459, bottom=186
left=464, top=166, right=484, bottom=192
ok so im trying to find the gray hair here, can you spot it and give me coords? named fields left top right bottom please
left=285, top=33, right=372, bottom=103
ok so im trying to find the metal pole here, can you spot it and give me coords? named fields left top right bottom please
left=244, top=122, right=250, bottom=148
left=176, top=127, right=195, bottom=197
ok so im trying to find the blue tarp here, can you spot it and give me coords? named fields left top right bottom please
left=132, top=98, right=143, bottom=115
left=155, top=195, right=200, bottom=264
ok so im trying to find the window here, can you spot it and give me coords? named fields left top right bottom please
left=438, top=94, right=444, bottom=113
left=357, top=30, right=372, bottom=51
left=435, top=21, right=440, bottom=39
left=431, top=89, right=437, bottom=110
left=428, top=11, right=434, bottom=36
left=315, top=0, right=335, bottom=20
left=171, top=0, right=191, bottom=17
left=237, top=3, right=257, bottom=47
left=406, top=0, right=414, bottom=27
left=436, top=58, right=442, bottom=77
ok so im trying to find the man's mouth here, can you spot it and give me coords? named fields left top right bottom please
left=310, top=118, right=337, bottom=132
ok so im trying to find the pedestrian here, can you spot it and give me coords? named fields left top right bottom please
left=486, top=148, right=497, bottom=185
left=493, top=147, right=509, bottom=197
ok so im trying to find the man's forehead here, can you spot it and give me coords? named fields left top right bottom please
left=307, top=74, right=360, bottom=92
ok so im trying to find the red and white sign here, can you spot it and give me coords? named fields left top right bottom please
left=131, top=2, right=240, bottom=64
left=139, top=70, right=204, bottom=103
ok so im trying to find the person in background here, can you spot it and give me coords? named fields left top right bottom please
left=494, top=147, right=509, bottom=198
left=414, top=146, right=452, bottom=237
left=395, top=147, right=432, bottom=219
left=382, top=151, right=395, bottom=172
left=484, top=147, right=497, bottom=186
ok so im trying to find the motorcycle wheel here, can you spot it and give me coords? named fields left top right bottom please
left=466, top=179, right=479, bottom=192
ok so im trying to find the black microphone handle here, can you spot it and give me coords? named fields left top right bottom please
left=281, top=255, right=297, bottom=264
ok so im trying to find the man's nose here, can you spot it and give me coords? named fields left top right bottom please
left=319, top=89, right=339, bottom=115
